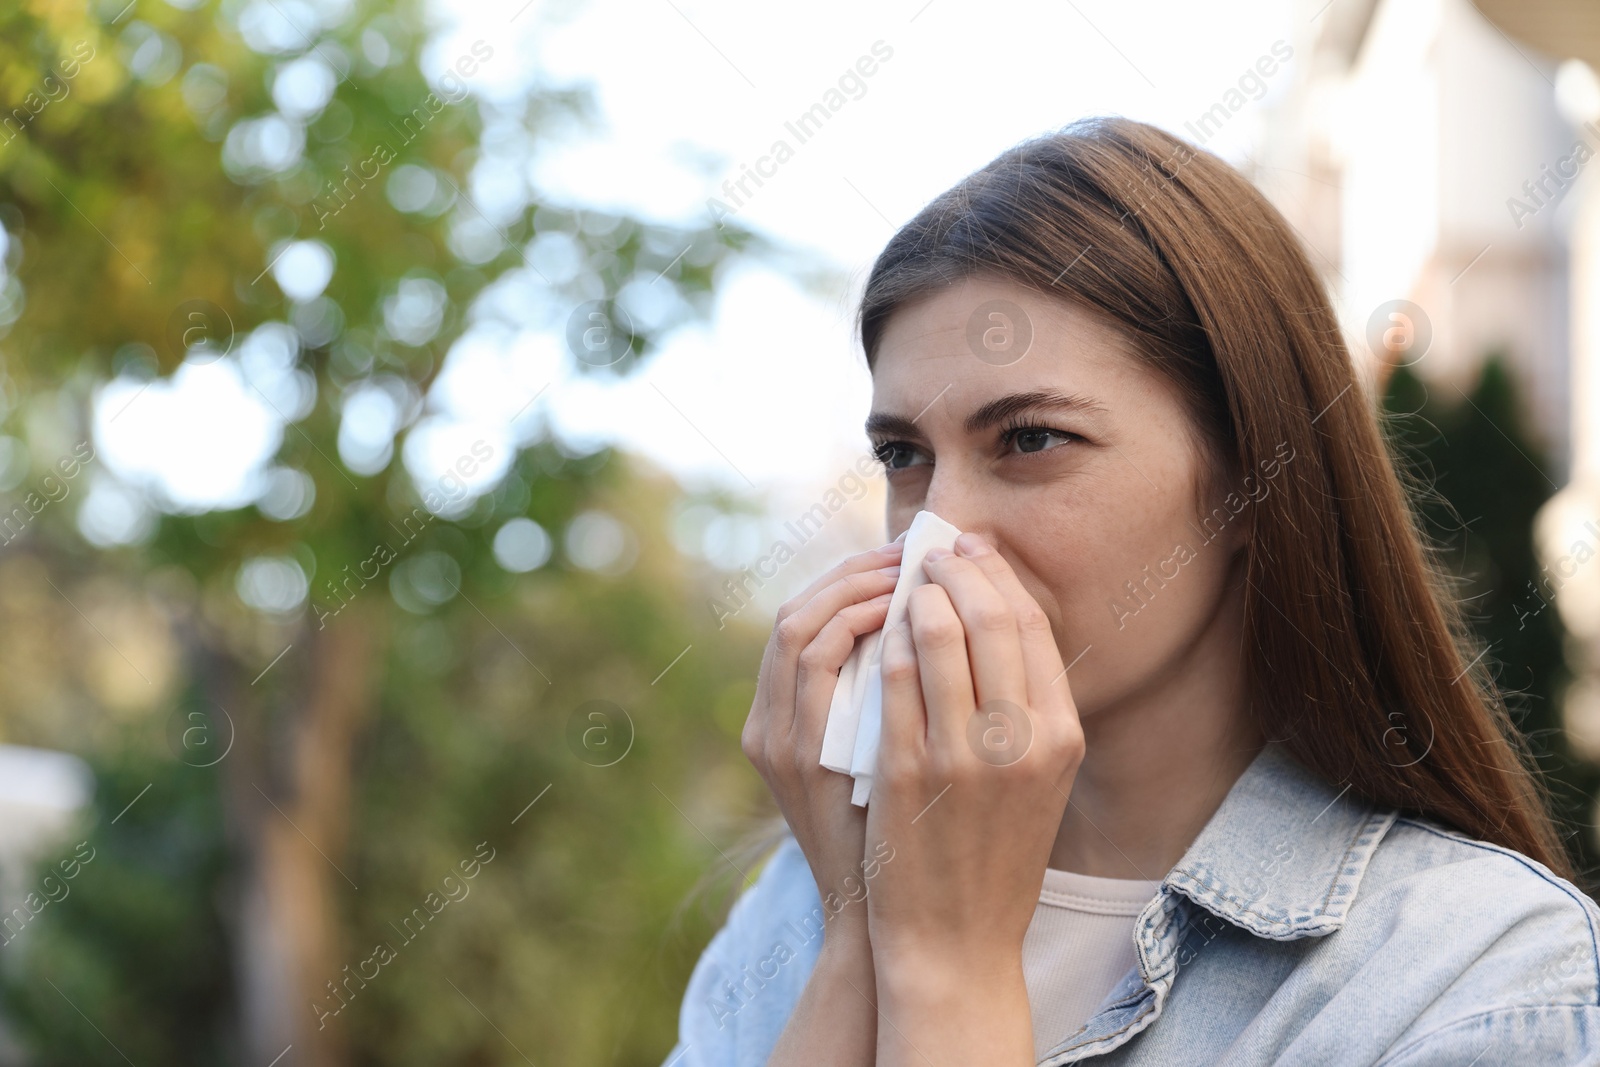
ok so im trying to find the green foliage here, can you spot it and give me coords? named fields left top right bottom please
left=0, top=0, right=764, bottom=584
left=0, top=743, right=234, bottom=1066
left=334, top=456, right=772, bottom=1065
left=0, top=0, right=784, bottom=1062
left=0, top=446, right=776, bottom=1065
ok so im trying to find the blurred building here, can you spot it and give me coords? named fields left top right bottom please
left=1257, top=0, right=1585, bottom=459
left=1253, top=0, right=1600, bottom=792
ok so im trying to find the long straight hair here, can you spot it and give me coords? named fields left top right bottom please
left=854, top=116, right=1576, bottom=882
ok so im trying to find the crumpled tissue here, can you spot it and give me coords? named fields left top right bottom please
left=819, top=510, right=964, bottom=806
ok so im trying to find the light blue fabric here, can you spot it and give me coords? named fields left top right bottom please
left=663, top=742, right=1600, bottom=1065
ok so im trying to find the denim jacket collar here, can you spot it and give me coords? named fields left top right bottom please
left=1162, top=741, right=1397, bottom=940
left=1044, top=742, right=1398, bottom=1063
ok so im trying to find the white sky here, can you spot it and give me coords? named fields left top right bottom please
left=475, top=0, right=1295, bottom=498
left=86, top=0, right=1298, bottom=542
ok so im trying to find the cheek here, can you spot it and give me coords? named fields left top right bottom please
left=1030, top=483, right=1179, bottom=623
left=1021, top=474, right=1232, bottom=714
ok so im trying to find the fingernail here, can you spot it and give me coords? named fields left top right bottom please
left=878, top=565, right=901, bottom=577
left=954, top=532, right=987, bottom=555
left=881, top=540, right=905, bottom=554
left=924, top=546, right=951, bottom=562
left=894, top=530, right=909, bottom=543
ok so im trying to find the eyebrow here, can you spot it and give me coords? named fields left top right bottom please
left=864, top=390, right=1107, bottom=440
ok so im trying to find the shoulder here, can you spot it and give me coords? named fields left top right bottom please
left=1348, top=814, right=1600, bottom=1052
left=1213, top=811, right=1600, bottom=1064
left=666, top=834, right=826, bottom=1067
left=1370, top=814, right=1600, bottom=964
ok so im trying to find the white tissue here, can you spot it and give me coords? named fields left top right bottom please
left=820, top=509, right=964, bottom=806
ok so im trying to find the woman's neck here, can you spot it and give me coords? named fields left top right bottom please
left=1047, top=573, right=1262, bottom=880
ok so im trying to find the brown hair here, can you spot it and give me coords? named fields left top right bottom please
left=854, top=116, right=1576, bottom=882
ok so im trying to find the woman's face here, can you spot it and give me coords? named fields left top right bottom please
left=869, top=275, right=1248, bottom=722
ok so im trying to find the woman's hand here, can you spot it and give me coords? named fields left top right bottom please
left=741, top=538, right=904, bottom=942
left=864, top=531, right=1083, bottom=1065
left=745, top=539, right=906, bottom=1067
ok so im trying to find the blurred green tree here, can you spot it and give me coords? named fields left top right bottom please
left=0, top=447, right=777, bottom=1066
left=0, top=0, right=788, bottom=1063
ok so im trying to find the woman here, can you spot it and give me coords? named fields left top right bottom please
left=664, top=117, right=1600, bottom=1065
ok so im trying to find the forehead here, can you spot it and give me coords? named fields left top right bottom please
left=869, top=276, right=1157, bottom=419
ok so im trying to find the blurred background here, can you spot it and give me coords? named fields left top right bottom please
left=0, top=0, right=1598, bottom=1062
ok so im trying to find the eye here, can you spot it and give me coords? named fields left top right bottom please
left=872, top=441, right=927, bottom=471
left=1002, top=424, right=1079, bottom=455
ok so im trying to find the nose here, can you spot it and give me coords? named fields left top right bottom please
left=922, top=474, right=993, bottom=544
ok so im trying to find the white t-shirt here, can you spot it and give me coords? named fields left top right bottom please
left=1022, top=868, right=1164, bottom=1061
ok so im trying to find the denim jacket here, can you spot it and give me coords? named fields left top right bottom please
left=664, top=743, right=1600, bottom=1065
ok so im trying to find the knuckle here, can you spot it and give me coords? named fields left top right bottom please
left=1016, top=605, right=1052, bottom=635
left=824, top=574, right=855, bottom=601
left=848, top=548, right=882, bottom=571
left=917, top=617, right=964, bottom=649
left=740, top=724, right=763, bottom=766
left=973, top=603, right=1014, bottom=633
left=773, top=616, right=807, bottom=657
left=881, top=652, right=920, bottom=685
left=1050, top=719, right=1086, bottom=760
left=925, top=748, right=963, bottom=782
left=837, top=602, right=881, bottom=637
left=796, top=638, right=834, bottom=675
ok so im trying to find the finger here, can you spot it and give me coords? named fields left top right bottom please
left=743, top=636, right=779, bottom=754
left=793, top=592, right=893, bottom=753
left=767, top=562, right=901, bottom=739
left=904, top=583, right=977, bottom=756
left=879, top=616, right=928, bottom=766
left=950, top=533, right=1068, bottom=710
left=764, top=540, right=902, bottom=712
left=783, top=541, right=904, bottom=626
left=921, top=547, right=1030, bottom=710
left=746, top=602, right=793, bottom=758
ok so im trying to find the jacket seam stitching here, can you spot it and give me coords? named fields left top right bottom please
left=1050, top=1000, right=1156, bottom=1059
left=1374, top=1003, right=1600, bottom=1065
left=1313, top=808, right=1391, bottom=916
